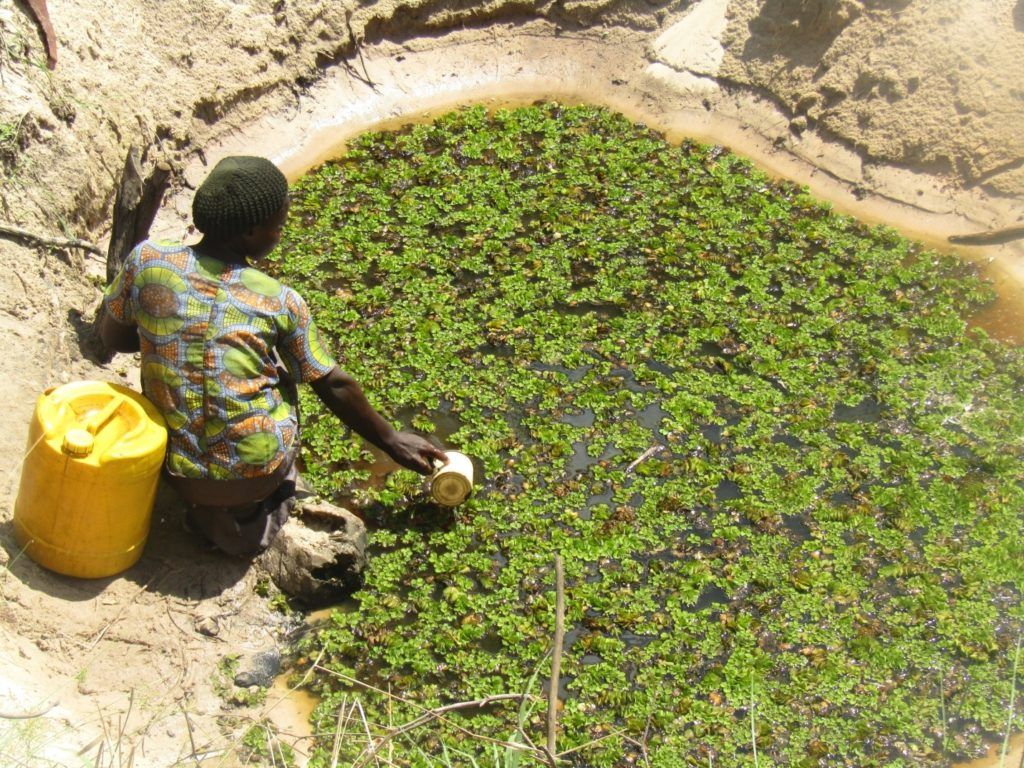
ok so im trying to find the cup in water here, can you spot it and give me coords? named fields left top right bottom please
left=430, top=450, right=474, bottom=506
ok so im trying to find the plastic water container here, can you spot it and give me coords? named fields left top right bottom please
left=429, top=450, right=475, bottom=506
left=13, top=381, right=168, bottom=578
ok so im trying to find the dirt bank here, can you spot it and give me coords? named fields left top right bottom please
left=1, top=0, right=1022, bottom=764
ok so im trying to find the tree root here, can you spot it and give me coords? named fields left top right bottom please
left=0, top=222, right=103, bottom=258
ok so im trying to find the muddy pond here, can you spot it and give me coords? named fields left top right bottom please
left=265, top=103, right=1024, bottom=767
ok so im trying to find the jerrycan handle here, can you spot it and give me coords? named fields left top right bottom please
left=85, top=395, right=127, bottom=436
left=62, top=395, right=128, bottom=458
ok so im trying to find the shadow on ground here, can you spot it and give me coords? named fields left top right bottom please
left=2, top=479, right=252, bottom=602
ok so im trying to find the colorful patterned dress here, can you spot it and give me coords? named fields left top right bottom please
left=104, top=240, right=337, bottom=481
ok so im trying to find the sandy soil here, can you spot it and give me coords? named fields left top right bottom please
left=1, top=0, right=1022, bottom=765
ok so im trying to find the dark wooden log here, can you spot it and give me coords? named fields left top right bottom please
left=91, top=148, right=172, bottom=362
left=106, top=148, right=172, bottom=283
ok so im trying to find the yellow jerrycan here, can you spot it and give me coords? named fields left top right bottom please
left=13, top=381, right=168, bottom=578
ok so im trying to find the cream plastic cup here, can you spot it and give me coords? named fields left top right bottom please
left=430, top=450, right=474, bottom=506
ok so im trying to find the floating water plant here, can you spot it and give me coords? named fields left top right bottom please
left=270, top=103, right=1024, bottom=767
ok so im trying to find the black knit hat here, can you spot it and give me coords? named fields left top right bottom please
left=192, top=156, right=289, bottom=238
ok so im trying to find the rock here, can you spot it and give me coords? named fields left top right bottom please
left=195, top=616, right=220, bottom=637
left=790, top=116, right=808, bottom=135
left=257, top=503, right=368, bottom=607
left=233, top=647, right=281, bottom=688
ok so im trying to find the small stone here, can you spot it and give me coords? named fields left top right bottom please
left=233, top=648, right=281, bottom=688
left=790, top=116, right=808, bottom=135
left=195, top=616, right=219, bottom=637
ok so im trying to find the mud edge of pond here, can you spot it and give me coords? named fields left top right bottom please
left=156, top=26, right=1024, bottom=339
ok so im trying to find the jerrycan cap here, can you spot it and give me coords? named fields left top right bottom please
left=62, top=428, right=95, bottom=458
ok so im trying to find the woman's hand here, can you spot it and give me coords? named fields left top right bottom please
left=384, top=432, right=449, bottom=475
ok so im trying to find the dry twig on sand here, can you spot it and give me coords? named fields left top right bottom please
left=0, top=221, right=103, bottom=258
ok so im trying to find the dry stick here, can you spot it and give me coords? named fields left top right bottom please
left=275, top=733, right=289, bottom=768
left=116, top=690, right=135, bottom=768
left=625, top=445, right=664, bottom=474
left=0, top=222, right=104, bottom=257
left=622, top=715, right=653, bottom=768
left=86, top=577, right=159, bottom=651
left=0, top=702, right=55, bottom=719
left=0, top=26, right=7, bottom=87
left=180, top=704, right=201, bottom=766
left=555, top=728, right=629, bottom=758
left=1000, top=633, right=1023, bottom=768
left=938, top=664, right=948, bottom=755
left=352, top=693, right=539, bottom=768
left=315, top=664, right=543, bottom=756
left=329, top=697, right=351, bottom=768
left=749, top=673, right=759, bottom=768
left=387, top=684, right=395, bottom=767
left=265, top=727, right=278, bottom=768
left=343, top=12, right=376, bottom=89
left=546, top=554, right=565, bottom=763
left=95, top=701, right=113, bottom=764
left=355, top=699, right=380, bottom=768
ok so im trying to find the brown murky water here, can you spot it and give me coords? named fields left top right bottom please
left=953, top=732, right=1024, bottom=768
left=263, top=673, right=322, bottom=766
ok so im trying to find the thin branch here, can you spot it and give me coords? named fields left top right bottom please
left=387, top=684, right=394, bottom=767
left=547, top=555, right=565, bottom=760
left=179, top=704, right=200, bottom=767
left=265, top=726, right=278, bottom=768
left=513, top=650, right=550, bottom=756
left=315, top=663, right=544, bottom=753
left=938, top=664, right=947, bottom=755
left=0, top=702, right=55, bottom=719
left=355, top=699, right=379, bottom=768
left=0, top=222, right=103, bottom=257
left=86, top=577, right=158, bottom=651
left=330, top=698, right=353, bottom=768
left=1000, top=633, right=1023, bottom=768
left=353, top=693, right=540, bottom=768
left=555, top=727, right=629, bottom=757
left=622, top=715, right=653, bottom=768
left=625, top=445, right=665, bottom=474
left=344, top=11, right=377, bottom=90
left=750, top=672, right=759, bottom=768
left=116, top=689, right=135, bottom=767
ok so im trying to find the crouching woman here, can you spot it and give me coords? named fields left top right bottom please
left=100, top=156, right=445, bottom=556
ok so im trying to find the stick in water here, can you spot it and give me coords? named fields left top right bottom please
left=547, top=555, right=565, bottom=761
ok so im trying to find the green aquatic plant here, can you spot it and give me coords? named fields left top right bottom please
left=271, top=103, right=1024, bottom=767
